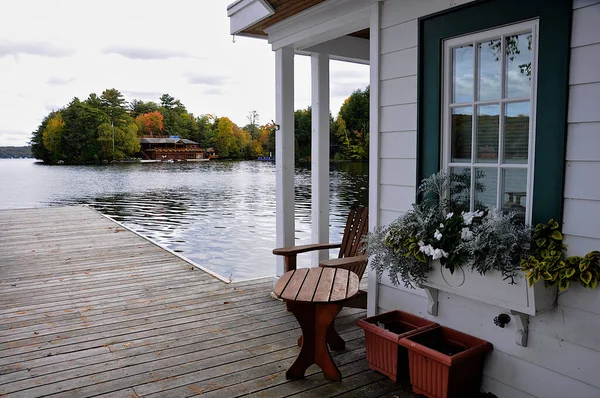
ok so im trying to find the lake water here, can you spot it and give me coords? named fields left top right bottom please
left=0, top=158, right=368, bottom=280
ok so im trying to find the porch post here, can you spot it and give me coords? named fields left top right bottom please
left=310, top=53, right=330, bottom=267
left=275, top=46, right=295, bottom=279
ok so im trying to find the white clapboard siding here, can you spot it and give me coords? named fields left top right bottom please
left=380, top=103, right=417, bottom=132
left=379, top=184, right=414, bottom=213
left=375, top=0, right=600, bottom=396
left=564, top=161, right=600, bottom=200
left=380, top=48, right=417, bottom=80
left=569, top=43, right=600, bottom=85
left=380, top=131, right=417, bottom=159
left=568, top=83, right=600, bottom=123
left=379, top=209, right=403, bottom=225
left=481, top=376, right=536, bottom=398
left=571, top=2, right=600, bottom=47
left=380, top=20, right=417, bottom=54
left=562, top=198, right=600, bottom=239
left=558, top=283, right=600, bottom=316
left=379, top=159, right=416, bottom=186
left=573, top=0, right=600, bottom=9
left=566, top=123, right=600, bottom=161
left=380, top=76, right=417, bottom=106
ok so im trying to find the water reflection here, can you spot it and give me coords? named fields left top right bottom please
left=0, top=159, right=368, bottom=280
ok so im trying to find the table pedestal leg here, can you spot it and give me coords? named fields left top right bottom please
left=297, top=319, right=345, bottom=350
left=327, top=320, right=345, bottom=350
left=286, top=302, right=343, bottom=381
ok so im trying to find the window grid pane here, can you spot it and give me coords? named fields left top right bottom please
left=445, top=25, right=534, bottom=215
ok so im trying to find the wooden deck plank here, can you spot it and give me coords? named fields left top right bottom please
left=0, top=206, right=408, bottom=398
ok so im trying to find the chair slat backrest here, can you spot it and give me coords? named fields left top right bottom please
left=338, top=207, right=369, bottom=259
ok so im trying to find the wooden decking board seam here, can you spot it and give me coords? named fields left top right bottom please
left=0, top=301, right=289, bottom=355
left=0, top=278, right=222, bottom=309
left=0, top=294, right=282, bottom=341
left=0, top=287, right=276, bottom=334
left=0, top=279, right=271, bottom=317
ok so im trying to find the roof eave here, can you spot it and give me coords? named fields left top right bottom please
left=227, top=0, right=274, bottom=36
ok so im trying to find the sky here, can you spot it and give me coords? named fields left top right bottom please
left=0, top=0, right=369, bottom=146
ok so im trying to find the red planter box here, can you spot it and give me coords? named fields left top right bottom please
left=399, top=326, right=493, bottom=398
left=356, top=311, right=438, bottom=383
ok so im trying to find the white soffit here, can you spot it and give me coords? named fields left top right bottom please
left=265, top=0, right=375, bottom=50
left=227, top=0, right=274, bottom=36
left=299, top=36, right=369, bottom=64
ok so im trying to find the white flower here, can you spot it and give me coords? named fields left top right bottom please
left=446, top=212, right=454, bottom=219
left=419, top=244, right=433, bottom=256
left=418, top=240, right=424, bottom=247
left=462, top=210, right=483, bottom=226
left=439, top=223, right=445, bottom=228
left=461, top=227, right=473, bottom=240
left=431, top=248, right=449, bottom=260
left=463, top=213, right=473, bottom=225
left=434, top=229, right=443, bottom=241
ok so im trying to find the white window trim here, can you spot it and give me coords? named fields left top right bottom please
left=441, top=19, right=540, bottom=224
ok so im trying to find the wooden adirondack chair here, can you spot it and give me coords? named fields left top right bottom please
left=273, top=206, right=369, bottom=309
left=273, top=206, right=369, bottom=278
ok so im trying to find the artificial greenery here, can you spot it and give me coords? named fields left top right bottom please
left=521, top=219, right=600, bottom=291
left=367, top=171, right=530, bottom=288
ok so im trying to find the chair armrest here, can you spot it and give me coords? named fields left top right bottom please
left=319, top=255, right=367, bottom=269
left=319, top=255, right=368, bottom=281
left=273, top=243, right=341, bottom=256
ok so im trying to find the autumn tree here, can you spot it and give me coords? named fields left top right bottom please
left=214, top=117, right=234, bottom=157
left=135, top=111, right=164, bottom=136
left=42, top=114, right=66, bottom=162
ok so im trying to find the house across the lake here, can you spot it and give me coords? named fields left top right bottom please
left=138, top=136, right=208, bottom=161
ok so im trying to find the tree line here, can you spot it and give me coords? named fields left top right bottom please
left=30, top=86, right=369, bottom=164
left=0, top=146, right=32, bottom=158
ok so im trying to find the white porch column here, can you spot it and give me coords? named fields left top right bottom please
left=310, top=53, right=330, bottom=267
left=275, top=46, right=295, bottom=279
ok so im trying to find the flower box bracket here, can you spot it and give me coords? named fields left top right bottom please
left=510, top=310, right=529, bottom=347
left=419, top=284, right=439, bottom=316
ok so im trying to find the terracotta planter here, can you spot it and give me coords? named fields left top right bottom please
left=399, top=326, right=493, bottom=398
left=356, top=311, right=438, bottom=383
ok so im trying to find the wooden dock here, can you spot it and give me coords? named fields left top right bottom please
left=0, top=206, right=414, bottom=397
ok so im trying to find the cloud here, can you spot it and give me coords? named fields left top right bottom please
left=185, top=72, right=231, bottom=86
left=0, top=40, right=75, bottom=58
left=101, top=45, right=192, bottom=60
left=46, top=77, right=76, bottom=86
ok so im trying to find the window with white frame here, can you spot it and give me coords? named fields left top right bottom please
left=442, top=20, right=538, bottom=223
